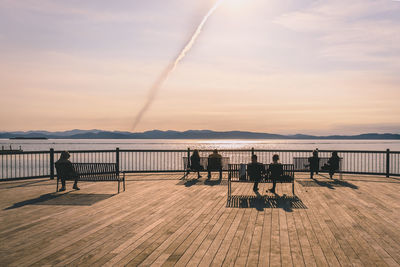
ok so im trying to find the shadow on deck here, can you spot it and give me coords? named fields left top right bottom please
left=296, top=179, right=359, bottom=189
left=1, top=173, right=400, bottom=266
left=5, top=193, right=115, bottom=210
left=177, top=178, right=228, bottom=187
left=227, top=195, right=307, bottom=211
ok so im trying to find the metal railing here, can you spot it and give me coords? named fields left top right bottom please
left=0, top=148, right=399, bottom=180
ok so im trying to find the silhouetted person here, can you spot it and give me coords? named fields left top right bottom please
left=55, top=151, right=79, bottom=191
left=308, top=149, right=319, bottom=179
left=208, top=149, right=222, bottom=179
left=247, top=154, right=266, bottom=192
left=324, top=151, right=340, bottom=179
left=267, top=154, right=283, bottom=194
left=190, top=149, right=202, bottom=178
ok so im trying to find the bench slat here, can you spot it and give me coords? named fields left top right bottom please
left=228, top=163, right=294, bottom=183
left=54, top=162, right=125, bottom=193
left=183, top=157, right=230, bottom=171
left=227, top=163, right=295, bottom=200
left=71, top=163, right=119, bottom=181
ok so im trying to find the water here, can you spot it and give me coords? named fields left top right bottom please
left=1, top=139, right=400, bottom=179
left=1, top=139, right=400, bottom=151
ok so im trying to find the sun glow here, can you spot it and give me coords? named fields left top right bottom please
left=226, top=0, right=245, bottom=9
left=220, top=0, right=251, bottom=16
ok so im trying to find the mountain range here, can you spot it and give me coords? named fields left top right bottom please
left=1, top=129, right=400, bottom=139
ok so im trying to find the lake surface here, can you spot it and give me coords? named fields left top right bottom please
left=1, top=139, right=400, bottom=151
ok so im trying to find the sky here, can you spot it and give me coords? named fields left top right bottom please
left=0, top=0, right=399, bottom=135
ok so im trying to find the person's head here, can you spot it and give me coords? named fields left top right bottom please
left=332, top=151, right=338, bottom=157
left=193, top=149, right=199, bottom=156
left=251, top=154, right=258, bottom=163
left=60, top=151, right=70, bottom=160
left=272, top=154, right=279, bottom=163
left=213, top=149, right=218, bottom=154
left=312, top=150, right=318, bottom=157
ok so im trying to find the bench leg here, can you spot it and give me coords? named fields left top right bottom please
left=123, top=173, right=126, bottom=191
left=292, top=182, right=295, bottom=195
left=227, top=179, right=231, bottom=202
left=182, top=170, right=189, bottom=179
left=118, top=180, right=120, bottom=194
left=56, top=177, right=59, bottom=192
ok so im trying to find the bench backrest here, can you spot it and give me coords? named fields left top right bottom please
left=183, top=157, right=209, bottom=170
left=56, top=162, right=119, bottom=181
left=293, top=157, right=342, bottom=171
left=228, top=163, right=294, bottom=182
left=183, top=157, right=230, bottom=170
left=208, top=157, right=222, bottom=170
left=55, top=161, right=75, bottom=180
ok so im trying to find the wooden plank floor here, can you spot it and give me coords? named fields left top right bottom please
left=0, top=173, right=400, bottom=266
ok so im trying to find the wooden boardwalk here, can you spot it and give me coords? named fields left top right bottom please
left=0, top=173, right=399, bottom=266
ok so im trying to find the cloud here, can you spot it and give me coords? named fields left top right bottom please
left=274, top=0, right=400, bottom=66
left=0, top=0, right=144, bottom=22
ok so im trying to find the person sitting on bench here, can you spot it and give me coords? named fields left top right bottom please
left=207, top=149, right=222, bottom=179
left=55, top=151, right=80, bottom=191
left=247, top=154, right=266, bottom=192
left=308, top=149, right=320, bottom=179
left=323, top=151, right=340, bottom=179
left=267, top=154, right=283, bottom=194
left=190, top=149, right=202, bottom=179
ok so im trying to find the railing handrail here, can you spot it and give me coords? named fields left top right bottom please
left=1, top=147, right=399, bottom=180
left=1, top=148, right=399, bottom=153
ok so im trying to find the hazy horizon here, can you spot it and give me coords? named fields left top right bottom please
left=1, top=0, right=399, bottom=135
left=2, top=128, right=400, bottom=136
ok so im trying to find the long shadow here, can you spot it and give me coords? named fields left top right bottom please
left=343, top=178, right=400, bottom=184
left=227, top=194, right=307, bottom=212
left=129, top=178, right=181, bottom=181
left=183, top=179, right=200, bottom=187
left=204, top=177, right=223, bottom=186
left=296, top=179, right=358, bottom=190
left=177, top=177, right=227, bottom=187
left=5, top=192, right=115, bottom=210
left=0, top=179, right=50, bottom=190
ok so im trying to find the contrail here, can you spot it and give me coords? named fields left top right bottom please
left=132, top=0, right=224, bottom=130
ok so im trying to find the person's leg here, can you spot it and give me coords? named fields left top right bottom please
left=270, top=180, right=276, bottom=193
left=73, top=176, right=80, bottom=190
left=208, top=170, right=211, bottom=179
left=60, top=178, right=66, bottom=191
left=310, top=170, right=314, bottom=179
left=197, top=171, right=201, bottom=178
left=253, top=181, right=258, bottom=191
left=219, top=169, right=222, bottom=179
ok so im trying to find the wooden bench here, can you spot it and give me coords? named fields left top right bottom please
left=293, top=157, right=343, bottom=179
left=182, top=157, right=230, bottom=178
left=55, top=163, right=125, bottom=193
left=227, top=163, right=295, bottom=200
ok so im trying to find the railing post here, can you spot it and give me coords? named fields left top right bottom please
left=116, top=147, right=120, bottom=174
left=187, top=148, right=191, bottom=168
left=251, top=147, right=254, bottom=156
left=386, top=149, right=390, bottom=178
left=50, top=148, right=54, bottom=180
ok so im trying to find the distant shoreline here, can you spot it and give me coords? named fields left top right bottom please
left=2, top=137, right=400, bottom=140
left=9, top=137, right=48, bottom=140
left=1, top=130, right=399, bottom=140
